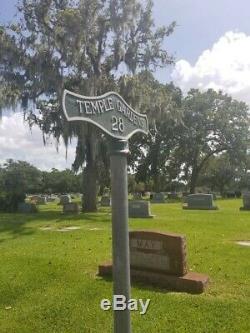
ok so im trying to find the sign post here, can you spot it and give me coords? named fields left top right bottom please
left=109, top=139, right=131, bottom=332
left=63, top=90, right=148, bottom=333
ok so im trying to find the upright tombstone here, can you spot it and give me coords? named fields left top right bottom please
left=128, top=200, right=154, bottom=218
left=225, top=191, right=236, bottom=198
left=63, top=202, right=80, bottom=214
left=18, top=202, right=38, bottom=213
left=235, top=190, right=241, bottom=198
left=36, top=196, right=47, bottom=205
left=183, top=194, right=218, bottom=210
left=168, top=192, right=179, bottom=200
left=59, top=194, right=71, bottom=205
left=240, top=192, right=250, bottom=211
left=151, top=192, right=166, bottom=203
left=100, top=196, right=111, bottom=207
left=47, top=195, right=57, bottom=202
left=30, top=195, right=40, bottom=203
left=63, top=89, right=148, bottom=333
left=132, top=192, right=142, bottom=200
left=99, top=231, right=209, bottom=294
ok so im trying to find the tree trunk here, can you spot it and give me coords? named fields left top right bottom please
left=153, top=174, right=161, bottom=192
left=189, top=166, right=198, bottom=194
left=82, top=130, right=98, bottom=212
left=80, top=74, right=100, bottom=212
left=152, top=136, right=161, bottom=192
left=82, top=162, right=98, bottom=212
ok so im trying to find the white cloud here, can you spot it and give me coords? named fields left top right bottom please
left=171, top=31, right=250, bottom=104
left=0, top=112, right=77, bottom=170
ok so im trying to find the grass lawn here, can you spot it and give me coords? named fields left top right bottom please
left=0, top=199, right=249, bottom=333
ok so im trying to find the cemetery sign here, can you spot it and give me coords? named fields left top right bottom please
left=63, top=90, right=149, bottom=139
left=63, top=89, right=149, bottom=333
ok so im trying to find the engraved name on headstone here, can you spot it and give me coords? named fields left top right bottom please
left=129, top=231, right=187, bottom=276
left=98, top=230, right=209, bottom=293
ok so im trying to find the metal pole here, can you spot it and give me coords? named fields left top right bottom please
left=109, top=139, right=131, bottom=333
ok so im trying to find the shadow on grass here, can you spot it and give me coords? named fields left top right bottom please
left=29, top=208, right=112, bottom=224
left=0, top=207, right=111, bottom=241
left=0, top=213, right=35, bottom=241
left=96, top=274, right=198, bottom=295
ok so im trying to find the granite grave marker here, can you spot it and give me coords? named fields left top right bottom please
left=99, top=231, right=209, bottom=294
left=100, top=196, right=111, bottom=207
left=59, top=194, right=72, bottom=205
left=151, top=192, right=166, bottom=203
left=63, top=202, right=80, bottom=214
left=183, top=193, right=217, bottom=210
left=18, top=202, right=38, bottom=213
left=36, top=196, right=47, bottom=205
left=128, top=200, right=154, bottom=218
left=240, top=192, right=250, bottom=211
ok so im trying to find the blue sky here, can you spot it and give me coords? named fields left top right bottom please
left=1, top=0, right=250, bottom=169
left=1, top=1, right=250, bottom=63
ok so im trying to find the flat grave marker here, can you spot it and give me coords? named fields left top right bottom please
left=236, top=240, right=250, bottom=247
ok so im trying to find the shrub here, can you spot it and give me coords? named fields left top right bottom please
left=0, top=192, right=26, bottom=212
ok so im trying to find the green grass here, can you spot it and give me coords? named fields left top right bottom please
left=0, top=199, right=249, bottom=333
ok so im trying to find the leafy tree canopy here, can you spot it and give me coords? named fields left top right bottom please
left=0, top=0, right=176, bottom=211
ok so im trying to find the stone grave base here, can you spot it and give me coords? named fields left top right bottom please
left=183, top=205, right=218, bottom=210
left=130, top=213, right=155, bottom=218
left=98, top=262, right=209, bottom=294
